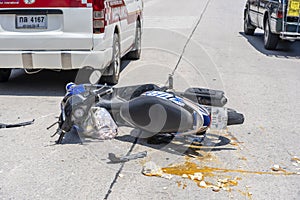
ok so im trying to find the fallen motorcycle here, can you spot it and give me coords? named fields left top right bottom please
left=49, top=82, right=244, bottom=144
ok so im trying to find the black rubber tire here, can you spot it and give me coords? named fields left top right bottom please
left=227, top=109, right=245, bottom=126
left=147, top=133, right=175, bottom=145
left=101, top=33, right=121, bottom=85
left=244, top=9, right=255, bottom=35
left=264, top=18, right=279, bottom=50
left=0, top=69, right=12, bottom=82
left=126, top=20, right=142, bottom=60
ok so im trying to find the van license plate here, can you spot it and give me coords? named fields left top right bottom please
left=16, top=15, right=47, bottom=29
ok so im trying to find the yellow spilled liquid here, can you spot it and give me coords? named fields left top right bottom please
left=159, top=159, right=299, bottom=196
left=162, top=161, right=298, bottom=177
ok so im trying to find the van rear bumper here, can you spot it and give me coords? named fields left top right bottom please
left=0, top=49, right=113, bottom=70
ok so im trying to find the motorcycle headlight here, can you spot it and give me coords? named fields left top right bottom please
left=73, top=107, right=85, bottom=119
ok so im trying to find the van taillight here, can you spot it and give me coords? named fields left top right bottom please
left=93, top=0, right=105, bottom=33
left=277, top=10, right=283, bottom=19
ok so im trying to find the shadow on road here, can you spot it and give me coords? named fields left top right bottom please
left=239, top=32, right=300, bottom=59
left=0, top=59, right=132, bottom=97
left=115, top=132, right=236, bottom=158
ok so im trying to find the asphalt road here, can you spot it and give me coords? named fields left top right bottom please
left=0, top=0, right=300, bottom=199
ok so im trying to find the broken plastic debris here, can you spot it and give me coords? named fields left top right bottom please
left=142, top=161, right=173, bottom=180
left=108, top=151, right=147, bottom=163
left=1, top=119, right=34, bottom=129
left=142, top=161, right=163, bottom=177
left=82, top=107, right=118, bottom=140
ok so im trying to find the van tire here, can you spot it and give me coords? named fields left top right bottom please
left=244, top=9, right=255, bottom=35
left=101, top=33, right=121, bottom=85
left=126, top=20, right=142, bottom=60
left=264, top=19, right=279, bottom=50
left=0, top=69, right=12, bottom=82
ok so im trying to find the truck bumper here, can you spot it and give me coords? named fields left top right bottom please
left=280, top=32, right=300, bottom=40
left=0, top=48, right=113, bottom=70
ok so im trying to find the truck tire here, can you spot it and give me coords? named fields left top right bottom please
left=101, top=33, right=121, bottom=85
left=126, top=20, right=142, bottom=60
left=264, top=19, right=279, bottom=50
left=0, top=69, right=12, bottom=82
left=244, top=9, right=255, bottom=35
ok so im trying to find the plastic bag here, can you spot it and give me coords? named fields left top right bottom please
left=81, top=107, right=118, bottom=140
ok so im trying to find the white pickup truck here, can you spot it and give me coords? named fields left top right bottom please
left=0, top=0, right=143, bottom=84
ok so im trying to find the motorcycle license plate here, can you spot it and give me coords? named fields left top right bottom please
left=210, top=107, right=228, bottom=130
left=288, top=0, right=300, bottom=17
left=16, top=15, right=47, bottom=29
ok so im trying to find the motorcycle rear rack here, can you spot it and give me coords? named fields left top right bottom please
left=179, top=88, right=227, bottom=107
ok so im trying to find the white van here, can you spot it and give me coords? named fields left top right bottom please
left=0, top=0, right=143, bottom=84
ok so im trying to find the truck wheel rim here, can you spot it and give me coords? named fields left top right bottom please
left=136, top=27, right=141, bottom=54
left=264, top=22, right=269, bottom=43
left=114, top=40, right=120, bottom=77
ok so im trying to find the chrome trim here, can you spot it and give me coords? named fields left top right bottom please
left=280, top=31, right=300, bottom=39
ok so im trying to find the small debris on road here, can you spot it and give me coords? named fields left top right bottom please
left=161, top=173, right=173, bottom=180
left=271, top=164, right=280, bottom=172
left=199, top=181, right=207, bottom=188
left=212, top=186, right=220, bottom=192
left=182, top=174, right=188, bottom=178
left=142, top=161, right=163, bottom=177
left=0, top=119, right=34, bottom=129
left=142, top=161, right=173, bottom=180
left=194, top=172, right=203, bottom=180
left=291, top=156, right=300, bottom=164
left=108, top=151, right=147, bottom=163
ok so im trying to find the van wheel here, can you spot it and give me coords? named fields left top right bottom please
left=244, top=9, right=255, bottom=35
left=126, top=20, right=142, bottom=60
left=101, top=33, right=121, bottom=85
left=0, top=69, right=12, bottom=82
left=264, top=19, right=279, bottom=50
